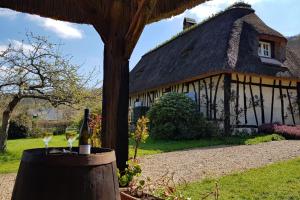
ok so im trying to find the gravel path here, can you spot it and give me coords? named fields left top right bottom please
left=1, top=140, right=300, bottom=200
left=140, top=140, right=300, bottom=183
left=0, top=173, right=15, bottom=200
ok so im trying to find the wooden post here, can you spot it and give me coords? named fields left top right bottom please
left=101, top=43, right=129, bottom=171
left=198, top=80, right=201, bottom=112
left=297, top=82, right=300, bottom=120
left=259, top=78, right=265, bottom=124
left=243, top=76, right=247, bottom=124
left=279, top=80, right=285, bottom=124
left=286, top=82, right=295, bottom=125
left=249, top=77, right=258, bottom=126
left=235, top=75, right=239, bottom=125
left=209, top=77, right=213, bottom=119
left=213, top=74, right=222, bottom=120
left=224, top=74, right=231, bottom=136
left=203, top=79, right=209, bottom=119
left=270, top=80, right=276, bottom=123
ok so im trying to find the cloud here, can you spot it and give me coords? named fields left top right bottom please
left=0, top=45, right=6, bottom=53
left=27, top=15, right=83, bottom=39
left=0, top=40, right=34, bottom=54
left=10, top=40, right=35, bottom=52
left=0, top=8, right=18, bottom=19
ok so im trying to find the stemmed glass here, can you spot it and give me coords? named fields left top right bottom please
left=65, top=128, right=78, bottom=152
left=42, top=129, right=53, bottom=155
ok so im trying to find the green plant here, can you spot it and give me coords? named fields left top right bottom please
left=147, top=92, right=219, bottom=140
left=125, top=177, right=157, bottom=199
left=147, top=92, right=197, bottom=140
left=8, top=121, right=29, bottom=139
left=8, top=113, right=31, bottom=139
left=130, top=116, right=149, bottom=159
left=88, top=113, right=102, bottom=147
left=118, top=160, right=142, bottom=187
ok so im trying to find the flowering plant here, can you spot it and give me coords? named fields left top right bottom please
left=89, top=113, right=102, bottom=147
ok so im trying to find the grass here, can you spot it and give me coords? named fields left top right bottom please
left=179, top=158, right=300, bottom=200
left=0, top=135, right=67, bottom=173
left=0, top=134, right=285, bottom=174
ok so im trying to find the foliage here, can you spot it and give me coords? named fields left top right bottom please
left=118, top=160, right=142, bottom=187
left=258, top=123, right=300, bottom=139
left=89, top=113, right=101, bottom=147
left=153, top=172, right=191, bottom=200
left=179, top=158, right=300, bottom=199
left=125, top=177, right=156, bottom=199
left=189, top=114, right=221, bottom=138
left=130, top=116, right=149, bottom=159
left=0, top=32, right=87, bottom=151
left=8, top=113, right=31, bottom=139
left=7, top=121, right=29, bottom=139
left=0, top=33, right=85, bottom=107
left=147, top=92, right=219, bottom=140
left=153, top=172, right=219, bottom=200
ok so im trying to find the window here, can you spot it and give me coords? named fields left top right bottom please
left=258, top=41, right=271, bottom=58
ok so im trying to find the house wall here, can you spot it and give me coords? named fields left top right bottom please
left=130, top=73, right=300, bottom=132
left=129, top=74, right=225, bottom=121
left=231, top=73, right=300, bottom=128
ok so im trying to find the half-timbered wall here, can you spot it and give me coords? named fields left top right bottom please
left=129, top=74, right=225, bottom=120
left=231, top=73, right=300, bottom=128
left=130, top=73, right=300, bottom=131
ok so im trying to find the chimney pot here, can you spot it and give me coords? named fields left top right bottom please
left=183, top=17, right=196, bottom=30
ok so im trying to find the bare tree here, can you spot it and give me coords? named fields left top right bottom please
left=0, top=33, right=84, bottom=152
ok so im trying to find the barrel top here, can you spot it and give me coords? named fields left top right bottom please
left=21, top=147, right=116, bottom=166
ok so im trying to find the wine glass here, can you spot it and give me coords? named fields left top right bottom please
left=42, top=130, right=53, bottom=155
left=65, top=128, right=78, bottom=152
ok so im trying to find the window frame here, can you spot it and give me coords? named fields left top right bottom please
left=258, top=41, right=272, bottom=58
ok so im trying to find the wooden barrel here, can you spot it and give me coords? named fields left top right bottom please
left=12, top=147, right=120, bottom=200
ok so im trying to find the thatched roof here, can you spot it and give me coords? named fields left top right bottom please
left=129, top=3, right=300, bottom=94
left=288, top=35, right=300, bottom=57
left=0, top=0, right=207, bottom=25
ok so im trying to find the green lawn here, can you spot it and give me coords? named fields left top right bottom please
left=179, top=158, right=300, bottom=200
left=0, top=134, right=284, bottom=173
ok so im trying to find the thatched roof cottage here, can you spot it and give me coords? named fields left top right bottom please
left=129, top=3, right=300, bottom=134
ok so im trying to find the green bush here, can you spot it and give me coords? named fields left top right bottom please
left=8, top=113, right=31, bottom=139
left=8, top=121, right=29, bottom=139
left=147, top=92, right=218, bottom=140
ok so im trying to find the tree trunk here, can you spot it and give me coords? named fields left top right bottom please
left=101, top=42, right=129, bottom=171
left=0, top=97, right=21, bottom=152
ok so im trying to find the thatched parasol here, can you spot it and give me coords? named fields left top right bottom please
left=0, top=0, right=208, bottom=170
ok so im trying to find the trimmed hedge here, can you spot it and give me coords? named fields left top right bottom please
left=258, top=123, right=300, bottom=139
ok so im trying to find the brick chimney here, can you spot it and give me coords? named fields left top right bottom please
left=183, top=17, right=196, bottom=30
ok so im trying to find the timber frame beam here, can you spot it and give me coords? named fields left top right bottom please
left=224, top=74, right=231, bottom=136
left=297, top=82, right=300, bottom=120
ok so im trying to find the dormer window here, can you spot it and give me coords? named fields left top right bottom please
left=258, top=41, right=271, bottom=58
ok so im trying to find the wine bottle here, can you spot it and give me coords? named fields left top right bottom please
left=79, top=109, right=91, bottom=155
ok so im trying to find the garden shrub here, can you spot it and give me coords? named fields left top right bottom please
left=258, top=123, right=300, bottom=139
left=8, top=121, right=29, bottom=139
left=53, top=127, right=66, bottom=135
left=8, top=113, right=31, bottom=139
left=147, top=92, right=218, bottom=140
left=38, top=120, right=70, bottom=135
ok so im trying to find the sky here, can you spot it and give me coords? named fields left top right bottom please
left=0, top=0, right=300, bottom=85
